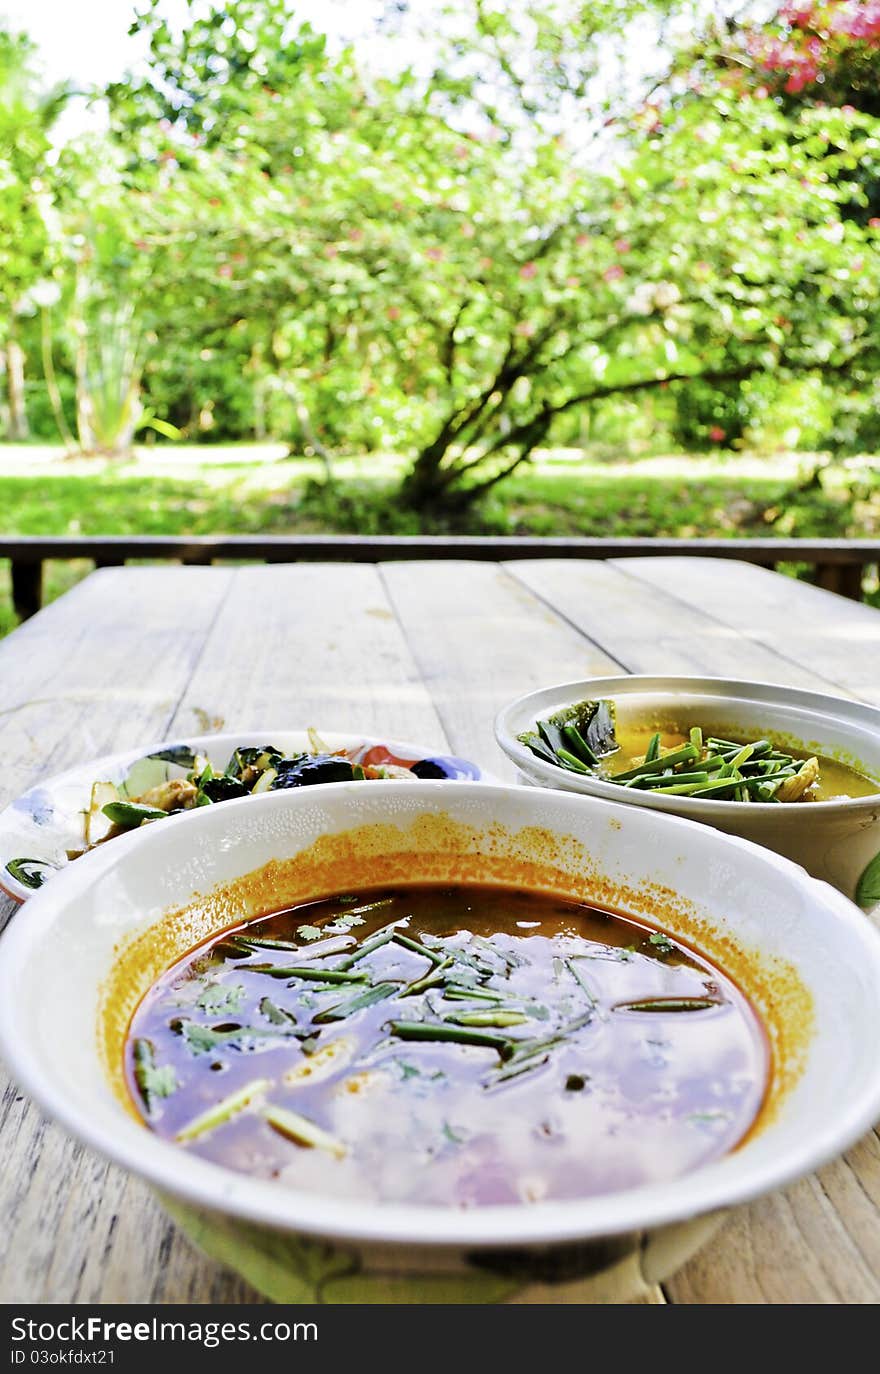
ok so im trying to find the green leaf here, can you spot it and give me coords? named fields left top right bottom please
left=103, top=801, right=167, bottom=828
left=326, top=913, right=366, bottom=932
left=313, top=981, right=400, bottom=1024
left=259, top=995, right=297, bottom=1025
left=195, top=982, right=245, bottom=1014
left=5, top=858, right=55, bottom=890
left=133, top=1037, right=177, bottom=1112
left=147, top=745, right=197, bottom=767
left=296, top=924, right=323, bottom=942
left=856, top=849, right=880, bottom=909
left=141, top=414, right=181, bottom=440
left=177, top=1019, right=296, bottom=1054
left=179, top=1022, right=230, bottom=1054
left=648, top=932, right=676, bottom=953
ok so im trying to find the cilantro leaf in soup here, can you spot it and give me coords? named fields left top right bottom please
left=133, top=1038, right=178, bottom=1113
left=195, top=982, right=246, bottom=1015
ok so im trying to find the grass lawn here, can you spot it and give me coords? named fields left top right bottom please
left=0, top=443, right=877, bottom=636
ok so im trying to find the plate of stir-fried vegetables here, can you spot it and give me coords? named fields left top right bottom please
left=0, top=730, right=485, bottom=903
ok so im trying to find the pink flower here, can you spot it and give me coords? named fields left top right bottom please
left=425, top=247, right=444, bottom=262
left=869, top=218, right=880, bottom=229
left=217, top=263, right=233, bottom=278
left=780, top=4, right=815, bottom=28
left=603, top=264, right=624, bottom=282
left=386, top=305, right=400, bottom=321
left=785, top=59, right=819, bottom=93
left=613, top=238, right=631, bottom=254
left=576, top=233, right=591, bottom=247
left=708, top=426, right=726, bottom=443
left=519, top=261, right=537, bottom=280
left=460, top=221, right=475, bottom=238
left=515, top=320, right=536, bottom=337
left=566, top=276, right=580, bottom=288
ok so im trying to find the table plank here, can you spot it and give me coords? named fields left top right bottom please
left=379, top=561, right=624, bottom=776
left=0, top=566, right=235, bottom=799
left=1, top=557, right=879, bottom=1307
left=507, top=559, right=858, bottom=694
left=168, top=562, right=666, bottom=1302
left=0, top=566, right=269, bottom=1304
left=614, top=557, right=880, bottom=706
left=0, top=565, right=235, bottom=949
left=388, top=559, right=880, bottom=1307
left=579, top=559, right=880, bottom=1306
left=0, top=563, right=457, bottom=1305
left=168, top=563, right=449, bottom=748
left=668, top=1145, right=880, bottom=1304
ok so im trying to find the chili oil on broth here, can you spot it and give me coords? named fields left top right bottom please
left=125, top=885, right=770, bottom=1209
left=610, top=721, right=878, bottom=801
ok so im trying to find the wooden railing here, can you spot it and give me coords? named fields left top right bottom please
left=2, top=534, right=877, bottom=620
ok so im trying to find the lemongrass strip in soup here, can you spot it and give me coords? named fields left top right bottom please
left=126, top=885, right=769, bottom=1208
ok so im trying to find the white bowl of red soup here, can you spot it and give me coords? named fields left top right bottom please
left=1, top=780, right=879, bottom=1304
left=496, top=676, right=880, bottom=908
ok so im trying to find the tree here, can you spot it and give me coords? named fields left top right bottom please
left=402, top=96, right=880, bottom=507
left=740, top=1, right=880, bottom=106
left=51, top=0, right=880, bottom=507
left=0, top=28, right=66, bottom=439
left=687, top=2, right=880, bottom=451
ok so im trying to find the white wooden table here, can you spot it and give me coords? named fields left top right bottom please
left=1, top=556, right=879, bottom=1304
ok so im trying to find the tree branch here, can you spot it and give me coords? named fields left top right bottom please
left=442, top=300, right=469, bottom=385
left=448, top=414, right=554, bottom=507
left=449, top=345, right=876, bottom=489
left=551, top=348, right=875, bottom=416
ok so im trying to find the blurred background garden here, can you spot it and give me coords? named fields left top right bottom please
left=2, top=0, right=880, bottom=632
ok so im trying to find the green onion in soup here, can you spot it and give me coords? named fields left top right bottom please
left=518, top=699, right=878, bottom=804
left=125, top=884, right=769, bottom=1208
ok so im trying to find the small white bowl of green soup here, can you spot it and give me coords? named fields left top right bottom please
left=496, top=677, right=880, bottom=908
left=1, top=780, right=880, bottom=1304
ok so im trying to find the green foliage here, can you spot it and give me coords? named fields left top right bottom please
left=2, top=1, right=880, bottom=501
left=671, top=378, right=749, bottom=449
left=0, top=30, right=65, bottom=336
left=823, top=378, right=880, bottom=451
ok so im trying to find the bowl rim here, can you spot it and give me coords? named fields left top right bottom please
left=2, top=779, right=880, bottom=1250
left=0, top=727, right=485, bottom=904
left=495, top=674, right=880, bottom=817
